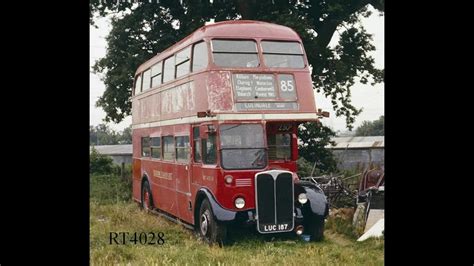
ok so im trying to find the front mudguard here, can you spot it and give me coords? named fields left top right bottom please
left=197, top=188, right=237, bottom=223
left=295, top=181, right=329, bottom=218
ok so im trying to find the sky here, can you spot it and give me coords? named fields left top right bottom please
left=90, top=7, right=384, bottom=133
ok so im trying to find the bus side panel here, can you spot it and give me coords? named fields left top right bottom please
left=153, top=161, right=179, bottom=217
left=176, top=162, right=193, bottom=224
left=193, top=166, right=219, bottom=208
left=132, top=158, right=142, bottom=202
left=206, top=71, right=233, bottom=112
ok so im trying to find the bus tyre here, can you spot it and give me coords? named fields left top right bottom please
left=141, top=180, right=154, bottom=211
left=198, top=199, right=227, bottom=246
left=309, top=216, right=325, bottom=242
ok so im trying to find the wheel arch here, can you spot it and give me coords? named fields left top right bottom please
left=194, top=188, right=236, bottom=226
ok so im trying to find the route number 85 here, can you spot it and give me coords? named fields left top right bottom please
left=280, top=80, right=294, bottom=92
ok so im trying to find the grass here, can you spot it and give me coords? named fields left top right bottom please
left=90, top=174, right=384, bottom=265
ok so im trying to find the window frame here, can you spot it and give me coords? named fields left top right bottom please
left=162, top=56, right=175, bottom=84
left=133, top=73, right=142, bottom=96
left=193, top=126, right=202, bottom=163
left=175, top=135, right=190, bottom=163
left=142, top=69, right=151, bottom=91
left=150, top=137, right=162, bottom=159
left=150, top=61, right=163, bottom=88
left=210, top=39, right=260, bottom=68
left=191, top=41, right=209, bottom=72
left=162, top=135, right=175, bottom=161
left=267, top=133, right=292, bottom=161
left=175, top=46, right=191, bottom=79
left=260, top=40, right=306, bottom=69
left=141, top=136, right=151, bottom=157
left=202, top=136, right=217, bottom=165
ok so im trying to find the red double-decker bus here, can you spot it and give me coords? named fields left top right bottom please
left=131, top=20, right=328, bottom=244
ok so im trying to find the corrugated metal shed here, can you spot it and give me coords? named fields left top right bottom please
left=90, top=145, right=132, bottom=155
left=327, top=136, right=384, bottom=150
left=90, top=145, right=133, bottom=165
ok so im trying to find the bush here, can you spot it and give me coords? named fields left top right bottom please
left=90, top=147, right=115, bottom=174
left=326, top=209, right=359, bottom=239
left=298, top=122, right=337, bottom=173
left=297, top=157, right=320, bottom=177
left=90, top=174, right=132, bottom=204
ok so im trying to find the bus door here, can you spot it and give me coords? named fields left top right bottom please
left=191, top=125, right=203, bottom=186
left=175, top=135, right=193, bottom=223
left=191, top=123, right=218, bottom=191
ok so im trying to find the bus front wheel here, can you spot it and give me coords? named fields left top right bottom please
left=198, top=199, right=227, bottom=246
left=308, top=216, right=325, bottom=241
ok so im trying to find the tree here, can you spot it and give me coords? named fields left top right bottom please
left=90, top=147, right=115, bottom=174
left=90, top=124, right=132, bottom=145
left=90, top=1, right=384, bottom=173
left=298, top=122, right=337, bottom=173
left=118, top=125, right=132, bottom=144
left=355, top=115, right=384, bottom=136
left=90, top=123, right=119, bottom=145
left=90, top=0, right=384, bottom=129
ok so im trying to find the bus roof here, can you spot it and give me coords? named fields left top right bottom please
left=136, top=20, right=302, bottom=74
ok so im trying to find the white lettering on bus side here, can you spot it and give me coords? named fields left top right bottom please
left=153, top=170, right=173, bottom=180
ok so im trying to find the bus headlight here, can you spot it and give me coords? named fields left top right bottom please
left=234, top=197, right=245, bottom=209
left=298, top=193, right=308, bottom=204
left=224, top=175, right=233, bottom=184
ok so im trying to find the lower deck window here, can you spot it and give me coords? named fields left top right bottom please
left=151, top=137, right=161, bottom=159
left=163, top=136, right=175, bottom=161
left=176, top=136, right=190, bottom=162
left=141, top=137, right=151, bottom=157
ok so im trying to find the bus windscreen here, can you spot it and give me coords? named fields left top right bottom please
left=211, top=40, right=259, bottom=68
left=262, top=41, right=305, bottom=68
left=219, top=124, right=267, bottom=169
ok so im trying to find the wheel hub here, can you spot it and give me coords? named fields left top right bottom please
left=200, top=211, right=209, bottom=235
left=144, top=190, right=149, bottom=210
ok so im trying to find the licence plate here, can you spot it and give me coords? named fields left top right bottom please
left=260, top=223, right=291, bottom=233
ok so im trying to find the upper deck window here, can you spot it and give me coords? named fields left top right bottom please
left=163, top=56, right=175, bottom=83
left=151, top=62, right=162, bottom=88
left=192, top=42, right=208, bottom=72
left=142, top=69, right=151, bottom=91
left=211, top=40, right=259, bottom=68
left=261, top=41, right=305, bottom=68
left=175, top=47, right=191, bottom=78
left=134, top=74, right=142, bottom=96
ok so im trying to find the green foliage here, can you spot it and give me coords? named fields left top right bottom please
left=296, top=157, right=318, bottom=177
left=298, top=122, right=337, bottom=173
left=90, top=147, right=115, bottom=174
left=326, top=216, right=359, bottom=239
left=119, top=126, right=132, bottom=144
left=90, top=124, right=132, bottom=145
left=355, top=115, right=384, bottom=136
left=90, top=0, right=384, bottom=129
left=90, top=124, right=118, bottom=145
left=90, top=173, right=132, bottom=204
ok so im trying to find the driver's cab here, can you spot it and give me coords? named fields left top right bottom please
left=193, top=121, right=298, bottom=171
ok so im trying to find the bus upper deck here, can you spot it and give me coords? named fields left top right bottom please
left=131, top=20, right=319, bottom=128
